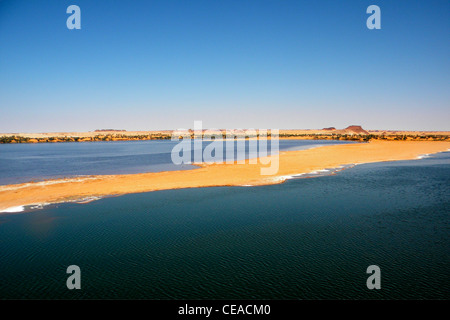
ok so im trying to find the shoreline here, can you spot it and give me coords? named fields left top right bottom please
left=1, top=140, right=449, bottom=213
left=1, top=129, right=449, bottom=144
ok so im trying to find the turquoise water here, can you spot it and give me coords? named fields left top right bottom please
left=0, top=151, right=448, bottom=299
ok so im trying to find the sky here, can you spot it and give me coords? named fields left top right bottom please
left=0, top=0, right=449, bottom=132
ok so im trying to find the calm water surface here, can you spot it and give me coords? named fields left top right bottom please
left=0, top=150, right=448, bottom=299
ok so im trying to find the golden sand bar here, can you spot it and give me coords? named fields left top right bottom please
left=1, top=140, right=449, bottom=212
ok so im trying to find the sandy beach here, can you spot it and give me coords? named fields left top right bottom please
left=1, top=140, right=449, bottom=213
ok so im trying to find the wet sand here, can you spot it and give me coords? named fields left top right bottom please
left=1, top=140, right=449, bottom=212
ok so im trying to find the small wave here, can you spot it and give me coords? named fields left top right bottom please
left=1, top=196, right=104, bottom=214
left=309, top=169, right=330, bottom=174
left=417, top=154, right=431, bottom=159
left=29, top=204, right=47, bottom=210
left=270, top=175, right=294, bottom=183
left=268, top=173, right=308, bottom=183
left=0, top=177, right=102, bottom=192
left=291, top=173, right=306, bottom=178
left=268, top=165, right=355, bottom=184
left=72, top=196, right=102, bottom=204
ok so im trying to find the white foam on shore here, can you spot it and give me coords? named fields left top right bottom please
left=266, top=165, right=357, bottom=184
left=0, top=176, right=102, bottom=192
left=270, top=175, right=298, bottom=183
left=0, top=196, right=104, bottom=214
left=417, top=154, right=430, bottom=159
left=291, top=173, right=306, bottom=178
left=0, top=206, right=25, bottom=213
left=309, top=169, right=330, bottom=174
left=269, top=171, right=322, bottom=183
left=29, top=204, right=47, bottom=210
left=73, top=196, right=102, bottom=204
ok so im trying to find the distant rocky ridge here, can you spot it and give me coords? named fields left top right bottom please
left=342, top=125, right=369, bottom=135
left=1, top=126, right=449, bottom=143
left=95, top=129, right=126, bottom=132
left=322, top=125, right=369, bottom=135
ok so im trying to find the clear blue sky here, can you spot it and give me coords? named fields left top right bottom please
left=0, top=0, right=449, bottom=132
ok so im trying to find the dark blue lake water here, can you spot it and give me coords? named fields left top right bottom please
left=0, top=147, right=448, bottom=299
